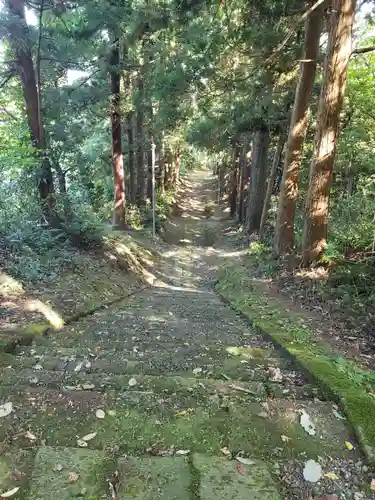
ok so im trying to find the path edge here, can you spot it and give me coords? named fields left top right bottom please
left=215, top=262, right=375, bottom=465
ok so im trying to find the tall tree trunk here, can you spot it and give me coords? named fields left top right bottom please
left=228, top=142, right=240, bottom=217
left=246, top=125, right=270, bottom=234
left=174, top=147, right=181, bottom=187
left=109, top=38, right=126, bottom=227
left=7, top=0, right=53, bottom=216
left=236, top=143, right=250, bottom=223
left=135, top=73, right=146, bottom=204
left=158, top=135, right=165, bottom=195
left=126, top=110, right=136, bottom=204
left=302, top=0, right=356, bottom=266
left=274, top=3, right=324, bottom=255
left=259, top=132, right=286, bottom=239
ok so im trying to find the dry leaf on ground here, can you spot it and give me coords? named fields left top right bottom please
left=95, top=409, right=105, bottom=419
left=236, top=462, right=246, bottom=476
left=0, top=402, right=13, bottom=418
left=303, top=459, right=322, bottom=483
left=236, top=457, right=254, bottom=465
left=0, top=487, right=20, bottom=498
left=300, top=410, right=316, bottom=436
left=68, top=472, right=79, bottom=483
left=82, top=432, right=97, bottom=442
left=324, top=472, right=340, bottom=480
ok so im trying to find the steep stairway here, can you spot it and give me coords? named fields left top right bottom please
left=0, top=171, right=368, bottom=499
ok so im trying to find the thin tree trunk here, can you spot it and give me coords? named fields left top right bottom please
left=126, top=110, right=136, bottom=204
left=7, top=0, right=54, bottom=216
left=274, top=3, right=324, bottom=255
left=302, top=0, right=356, bottom=266
left=259, top=132, right=286, bottom=239
left=228, top=142, right=240, bottom=217
left=246, top=125, right=270, bottom=234
left=109, top=38, right=126, bottom=227
left=158, top=135, right=165, bottom=194
left=236, top=143, right=250, bottom=223
left=174, top=147, right=181, bottom=187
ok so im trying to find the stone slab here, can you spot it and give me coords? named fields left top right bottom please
left=29, top=446, right=107, bottom=499
left=118, top=456, right=190, bottom=499
left=193, top=454, right=282, bottom=499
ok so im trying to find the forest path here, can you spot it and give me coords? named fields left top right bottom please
left=0, top=170, right=369, bottom=499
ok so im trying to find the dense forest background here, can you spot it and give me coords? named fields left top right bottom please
left=1, top=0, right=375, bottom=328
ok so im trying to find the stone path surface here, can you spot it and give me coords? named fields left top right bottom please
left=0, top=171, right=371, bottom=499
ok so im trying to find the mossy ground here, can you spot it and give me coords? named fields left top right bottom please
left=216, top=262, right=375, bottom=463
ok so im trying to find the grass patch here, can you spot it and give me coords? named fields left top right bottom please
left=215, top=262, right=375, bottom=463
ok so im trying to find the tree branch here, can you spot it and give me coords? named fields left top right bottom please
left=0, top=107, right=18, bottom=121
left=351, top=46, right=375, bottom=55
left=265, top=0, right=327, bottom=63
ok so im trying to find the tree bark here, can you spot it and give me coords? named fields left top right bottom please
left=109, top=39, right=126, bottom=227
left=126, top=110, right=136, bottom=204
left=302, top=0, right=356, bottom=266
left=274, top=2, right=324, bottom=255
left=228, top=142, right=240, bottom=218
left=246, top=125, right=270, bottom=233
left=259, top=132, right=286, bottom=239
left=236, top=143, right=250, bottom=223
left=7, top=0, right=53, bottom=216
left=158, top=135, right=165, bottom=194
left=135, top=75, right=146, bottom=204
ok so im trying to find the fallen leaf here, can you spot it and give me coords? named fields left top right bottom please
left=371, top=478, right=375, bottom=491
left=345, top=441, right=354, bottom=451
left=236, top=462, right=246, bottom=476
left=220, top=447, right=230, bottom=457
left=0, top=402, right=13, bottom=418
left=268, top=366, right=283, bottom=382
left=175, top=449, right=190, bottom=456
left=33, top=364, right=43, bottom=371
left=257, top=411, right=268, bottom=419
left=192, top=367, right=202, bottom=375
left=25, top=430, right=37, bottom=441
left=303, top=459, right=322, bottom=483
left=281, top=435, right=291, bottom=443
left=368, top=392, right=375, bottom=399
left=300, top=410, right=316, bottom=436
left=82, top=383, right=95, bottom=390
left=128, top=378, right=137, bottom=387
left=52, top=464, right=63, bottom=472
left=108, top=470, right=120, bottom=500
left=108, top=410, right=116, bottom=417
left=95, top=409, right=105, bottom=419
left=82, top=432, right=97, bottom=442
left=236, top=457, right=254, bottom=465
left=77, top=439, right=88, bottom=448
left=0, top=487, right=20, bottom=498
left=324, top=472, right=340, bottom=480
left=74, top=363, right=83, bottom=373
left=332, top=406, right=345, bottom=420
left=68, top=471, right=79, bottom=483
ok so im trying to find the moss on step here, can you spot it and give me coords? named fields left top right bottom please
left=29, top=446, right=111, bottom=500
left=216, top=263, right=375, bottom=463
left=0, top=448, right=35, bottom=500
left=118, top=456, right=191, bottom=499
left=0, top=389, right=354, bottom=462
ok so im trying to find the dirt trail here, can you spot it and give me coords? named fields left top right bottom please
left=0, top=170, right=371, bottom=499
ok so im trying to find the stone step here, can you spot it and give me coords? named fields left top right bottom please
left=19, top=447, right=282, bottom=499
left=0, top=388, right=355, bottom=462
left=0, top=366, right=318, bottom=401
